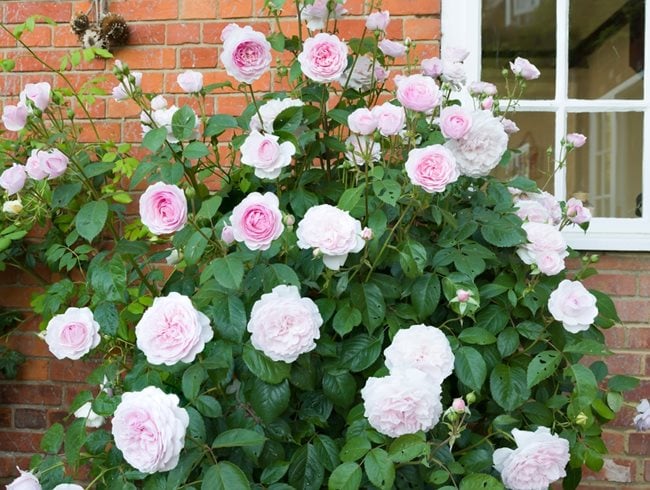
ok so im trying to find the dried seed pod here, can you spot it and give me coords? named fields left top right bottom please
left=70, top=12, right=90, bottom=37
left=81, top=25, right=109, bottom=50
left=100, top=13, right=129, bottom=47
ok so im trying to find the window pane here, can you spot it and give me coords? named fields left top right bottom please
left=494, top=112, right=555, bottom=193
left=569, top=0, right=645, bottom=100
left=566, top=112, right=643, bottom=217
left=482, top=0, right=556, bottom=99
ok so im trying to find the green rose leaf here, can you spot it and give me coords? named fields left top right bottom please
left=411, top=273, right=441, bottom=318
left=527, top=351, right=562, bottom=388
left=201, top=461, right=251, bottom=490
left=339, top=333, right=383, bottom=372
left=212, top=428, right=266, bottom=448
left=212, top=256, right=244, bottom=290
left=243, top=343, right=291, bottom=384
left=490, top=364, right=530, bottom=412
left=350, top=283, right=385, bottom=333
left=172, top=105, right=197, bottom=140
left=249, top=379, right=290, bottom=423
left=388, top=434, right=429, bottom=463
left=75, top=200, right=108, bottom=242
left=459, top=474, right=505, bottom=489
left=364, top=448, right=395, bottom=490
left=454, top=346, right=487, bottom=392
left=288, top=443, right=325, bottom=490
left=328, top=462, right=362, bottom=490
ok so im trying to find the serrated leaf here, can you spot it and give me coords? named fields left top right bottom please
left=328, top=462, right=362, bottom=490
left=201, top=461, right=250, bottom=490
left=75, top=200, right=108, bottom=242
left=142, top=127, right=168, bottom=152
left=411, top=273, right=441, bottom=318
left=182, top=364, right=207, bottom=401
left=339, top=333, right=383, bottom=372
left=527, top=351, right=562, bottom=388
left=41, top=423, right=64, bottom=453
left=212, top=429, right=266, bottom=448
left=364, top=448, right=395, bottom=490
left=490, top=364, right=530, bottom=411
left=243, top=343, right=291, bottom=384
left=454, top=346, right=487, bottom=392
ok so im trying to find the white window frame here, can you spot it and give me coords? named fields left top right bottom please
left=441, top=0, right=650, bottom=251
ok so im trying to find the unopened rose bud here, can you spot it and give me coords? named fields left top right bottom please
left=2, top=199, right=22, bottom=215
left=312, top=247, right=322, bottom=258
left=466, top=392, right=476, bottom=404
left=575, top=412, right=588, bottom=426
left=184, top=186, right=196, bottom=198
left=456, top=289, right=471, bottom=302
left=481, top=96, right=494, bottom=110
left=361, top=227, right=373, bottom=241
left=590, top=254, right=599, bottom=263
left=451, top=398, right=466, bottom=412
left=284, top=214, right=295, bottom=226
left=566, top=132, right=587, bottom=148
left=221, top=225, right=235, bottom=245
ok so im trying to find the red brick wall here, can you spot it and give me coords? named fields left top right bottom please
left=0, top=1, right=648, bottom=488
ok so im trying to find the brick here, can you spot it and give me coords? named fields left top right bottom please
left=112, top=0, right=179, bottom=21
left=596, top=254, right=650, bottom=271
left=646, top=460, right=650, bottom=481
left=626, top=379, right=650, bottom=401
left=53, top=25, right=79, bottom=48
left=0, top=384, right=62, bottom=406
left=127, top=24, right=166, bottom=46
left=14, top=408, right=46, bottom=429
left=0, top=407, right=11, bottom=428
left=0, top=286, right=41, bottom=309
left=5, top=2, right=72, bottom=23
left=16, top=359, right=49, bottom=381
left=167, top=23, right=201, bottom=45
left=628, top=327, right=650, bottom=349
left=49, top=359, right=97, bottom=382
left=220, top=0, right=253, bottom=19
left=602, top=430, right=625, bottom=453
left=404, top=17, right=441, bottom=41
left=583, top=273, right=637, bottom=296
left=20, top=25, right=52, bottom=47
left=78, top=121, right=121, bottom=143
left=614, top=299, right=650, bottom=323
left=0, top=430, right=41, bottom=452
left=381, top=0, right=440, bottom=15
left=180, top=47, right=218, bottom=69
left=114, top=47, right=176, bottom=70
left=602, top=326, right=625, bottom=350
left=180, top=0, right=218, bottom=19
left=604, top=352, right=644, bottom=376
left=629, top=433, right=650, bottom=455
left=107, top=98, right=141, bottom=118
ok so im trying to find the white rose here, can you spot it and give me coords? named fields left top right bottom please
left=548, top=280, right=598, bottom=333
left=176, top=70, right=203, bottom=93
left=249, top=98, right=304, bottom=134
left=634, top=399, right=650, bottom=431
left=344, top=135, right=381, bottom=166
left=73, top=401, right=105, bottom=428
left=240, top=131, right=296, bottom=179
left=43, top=307, right=101, bottom=360
left=3, top=199, right=23, bottom=215
left=6, top=468, right=41, bottom=490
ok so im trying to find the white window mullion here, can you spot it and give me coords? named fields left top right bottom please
left=643, top=2, right=650, bottom=222
left=553, top=0, right=570, bottom=202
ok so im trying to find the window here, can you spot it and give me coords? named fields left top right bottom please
left=441, top=0, right=650, bottom=250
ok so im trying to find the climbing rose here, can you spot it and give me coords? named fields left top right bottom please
left=220, top=24, right=272, bottom=84
left=19, top=82, right=51, bottom=111
left=0, top=164, right=27, bottom=195
left=421, top=57, right=443, bottom=78
left=379, top=39, right=406, bottom=58
left=298, top=33, right=348, bottom=83
left=566, top=132, right=587, bottom=147
left=348, top=108, right=377, bottom=135
left=510, top=56, right=540, bottom=80
left=517, top=222, right=568, bottom=276
left=249, top=98, right=304, bottom=133
left=548, top=280, right=598, bottom=333
left=372, top=102, right=406, bottom=136
left=230, top=192, right=284, bottom=251
left=344, top=135, right=381, bottom=166
left=176, top=70, right=203, bottom=93
left=240, top=131, right=296, bottom=179
left=73, top=401, right=105, bottom=428
left=112, top=71, right=142, bottom=101
left=634, top=399, right=650, bottom=431
left=302, top=0, right=347, bottom=30
left=439, top=106, right=472, bottom=140
left=6, top=468, right=41, bottom=490
left=2, top=103, right=28, bottom=131
left=366, top=10, right=390, bottom=31
left=139, top=182, right=188, bottom=235
left=405, top=144, right=459, bottom=193
left=396, top=74, right=441, bottom=113
left=43, top=307, right=101, bottom=360
left=566, top=197, right=592, bottom=224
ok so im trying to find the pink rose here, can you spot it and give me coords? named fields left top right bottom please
left=347, top=108, right=377, bottom=135
left=396, top=74, right=441, bottom=113
left=405, top=144, right=459, bottom=193
left=566, top=197, right=591, bottom=224
left=2, top=104, right=28, bottom=132
left=469, top=81, right=497, bottom=96
left=372, top=102, right=405, bottom=136
left=221, top=225, right=235, bottom=244
left=361, top=227, right=373, bottom=240
left=361, top=368, right=443, bottom=438
left=384, top=324, right=455, bottom=384
left=20, top=82, right=51, bottom=111
left=514, top=191, right=561, bottom=225
left=53, top=485, right=84, bottom=490
left=374, top=64, right=389, bottom=83
left=443, top=46, right=469, bottom=63
left=247, top=285, right=323, bottom=363
left=456, top=289, right=471, bottom=302
left=112, top=71, right=142, bottom=101
left=345, top=135, right=380, bottom=166
left=0, top=164, right=27, bottom=195
left=112, top=386, right=189, bottom=473
left=481, top=96, right=494, bottom=110
left=493, top=427, right=569, bottom=490
left=366, top=10, right=390, bottom=31
left=298, top=33, right=348, bottom=83
left=441, top=60, right=466, bottom=86
left=501, top=118, right=520, bottom=134
left=230, top=192, right=284, bottom=251
left=25, top=150, right=47, bottom=180
left=439, top=106, right=472, bottom=140
left=43, top=307, right=101, bottom=360
left=510, top=56, right=540, bottom=80
left=249, top=98, right=304, bottom=133
left=176, top=70, right=203, bottom=93
left=634, top=399, right=650, bottom=431
left=39, top=149, right=69, bottom=179
left=296, top=204, right=365, bottom=270
left=548, top=280, right=598, bottom=333
left=135, top=292, right=213, bottom=365
left=302, top=0, right=347, bottom=30
left=421, top=57, right=443, bottom=78
left=379, top=39, right=406, bottom=58
left=517, top=222, right=568, bottom=276
left=139, top=182, right=188, bottom=235
left=566, top=132, right=587, bottom=148
left=445, top=110, right=508, bottom=177
left=6, top=468, right=41, bottom=490
left=451, top=398, right=466, bottom=412
left=220, top=24, right=271, bottom=84
left=240, top=131, right=296, bottom=179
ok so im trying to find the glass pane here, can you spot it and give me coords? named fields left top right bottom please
left=493, top=112, right=555, bottom=193
left=569, top=0, right=645, bottom=99
left=482, top=0, right=556, bottom=99
left=566, top=112, right=643, bottom=217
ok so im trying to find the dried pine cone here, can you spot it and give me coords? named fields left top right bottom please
left=70, top=12, right=90, bottom=37
left=81, top=26, right=109, bottom=50
left=100, top=13, right=129, bottom=47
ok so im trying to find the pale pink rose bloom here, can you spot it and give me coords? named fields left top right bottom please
left=548, top=280, right=598, bottom=333
left=298, top=33, right=348, bottom=83
left=221, top=225, right=235, bottom=244
left=566, top=132, right=587, bottom=148
left=144, top=105, right=199, bottom=143
left=361, top=368, right=443, bottom=438
left=517, top=222, right=568, bottom=276
left=112, top=71, right=142, bottom=101
left=247, top=284, right=323, bottom=363
left=176, top=70, right=203, bottom=93
left=451, top=398, right=466, bottom=412
left=493, top=427, right=569, bottom=490
left=345, top=135, right=381, bottom=166
left=366, top=10, right=390, bottom=31
left=53, top=485, right=84, bottom=490
left=536, top=252, right=566, bottom=276
left=443, top=46, right=469, bottom=63
left=2, top=104, right=28, bottom=131
left=25, top=150, right=47, bottom=180
left=43, top=307, right=101, bottom=360
left=347, top=108, right=377, bottom=135
left=73, top=401, right=105, bottom=428
left=361, top=226, right=373, bottom=240
left=240, top=131, right=296, bottom=179
left=39, top=149, right=69, bottom=179
left=510, top=56, right=541, bottom=80
left=481, top=96, right=494, bottom=110
left=372, top=102, right=406, bottom=136
left=150, top=95, right=168, bottom=110
left=249, top=98, right=304, bottom=133
left=405, top=144, right=459, bottom=193
left=136, top=292, right=213, bottom=365
left=566, top=197, right=592, bottom=224
left=230, top=192, right=284, bottom=250
left=441, top=60, right=466, bottom=86
left=139, top=182, right=188, bottom=235
left=302, top=0, right=347, bottom=30
left=220, top=23, right=240, bottom=42
left=379, top=39, right=406, bottom=58
left=6, top=468, right=41, bottom=490
left=396, top=74, right=441, bottom=113
left=439, top=106, right=472, bottom=140
left=0, top=164, right=27, bottom=195
left=514, top=191, right=561, bottom=225
left=445, top=110, right=508, bottom=177
left=296, top=204, right=365, bottom=270
left=112, top=386, right=189, bottom=473
left=374, top=64, right=389, bottom=83
left=340, top=55, right=375, bottom=91
left=501, top=118, right=520, bottom=134
left=456, top=289, right=471, bottom=302
left=469, top=81, right=497, bottom=96
left=421, top=57, right=443, bottom=78
left=220, top=24, right=272, bottom=84
left=19, top=82, right=51, bottom=111
left=384, top=324, right=455, bottom=384
left=634, top=399, right=650, bottom=431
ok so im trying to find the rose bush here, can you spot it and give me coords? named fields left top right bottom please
left=0, top=3, right=641, bottom=489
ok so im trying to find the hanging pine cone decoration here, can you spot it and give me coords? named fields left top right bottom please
left=70, top=12, right=90, bottom=37
left=100, top=13, right=129, bottom=48
left=81, top=25, right=109, bottom=50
